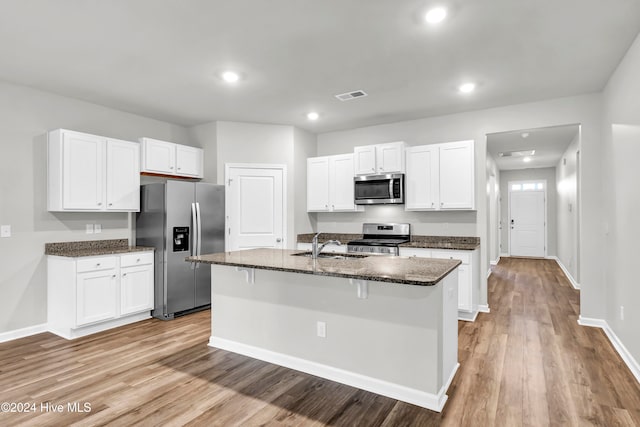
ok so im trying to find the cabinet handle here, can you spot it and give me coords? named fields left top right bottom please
left=371, top=167, right=375, bottom=171
left=112, top=274, right=116, bottom=278
left=97, top=202, right=102, bottom=206
left=96, top=263, right=101, bottom=267
left=440, top=202, right=444, bottom=206
left=332, top=204, right=335, bottom=209
left=108, top=203, right=113, bottom=206
left=136, top=258, right=141, bottom=262
left=122, top=273, right=127, bottom=277
left=178, top=167, right=181, bottom=170
left=170, top=166, right=174, bottom=169
left=325, top=204, right=328, bottom=208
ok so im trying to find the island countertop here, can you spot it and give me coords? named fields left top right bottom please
left=187, top=248, right=460, bottom=286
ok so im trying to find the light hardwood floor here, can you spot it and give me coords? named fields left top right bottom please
left=1, top=258, right=639, bottom=426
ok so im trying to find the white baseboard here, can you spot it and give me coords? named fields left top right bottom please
left=0, top=323, right=48, bottom=343
left=500, top=252, right=509, bottom=258
left=578, top=316, right=640, bottom=385
left=458, top=310, right=479, bottom=322
left=210, top=336, right=454, bottom=412
left=478, top=304, right=490, bottom=313
left=546, top=256, right=580, bottom=290
left=489, top=256, right=500, bottom=266
left=48, top=312, right=151, bottom=340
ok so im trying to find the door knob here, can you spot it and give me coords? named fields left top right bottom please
left=276, top=238, right=282, bottom=243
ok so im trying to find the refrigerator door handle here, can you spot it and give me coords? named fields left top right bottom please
left=196, top=202, right=202, bottom=266
left=191, top=202, right=198, bottom=269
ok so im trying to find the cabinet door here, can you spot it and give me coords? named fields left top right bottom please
left=62, top=131, right=105, bottom=210
left=457, top=264, right=472, bottom=311
left=106, top=139, right=140, bottom=211
left=142, top=138, right=176, bottom=174
left=405, top=145, right=439, bottom=210
left=376, top=142, right=404, bottom=174
left=330, top=154, right=357, bottom=211
left=354, top=145, right=377, bottom=175
left=76, top=269, right=118, bottom=326
left=439, top=140, right=475, bottom=209
left=307, top=157, right=330, bottom=211
left=120, top=265, right=154, bottom=315
left=176, top=145, right=204, bottom=177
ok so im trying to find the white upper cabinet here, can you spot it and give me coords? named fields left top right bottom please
left=140, top=137, right=203, bottom=178
left=354, top=141, right=405, bottom=175
left=176, top=144, right=204, bottom=177
left=48, top=129, right=140, bottom=212
left=405, top=140, right=475, bottom=211
left=439, top=140, right=475, bottom=209
left=307, top=154, right=362, bottom=212
left=405, top=145, right=439, bottom=210
left=106, top=138, right=140, bottom=211
left=141, top=138, right=176, bottom=174
left=307, top=157, right=330, bottom=211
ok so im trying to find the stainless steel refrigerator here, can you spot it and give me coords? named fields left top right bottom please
left=136, top=181, right=224, bottom=320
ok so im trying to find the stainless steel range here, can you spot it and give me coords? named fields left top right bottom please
left=347, top=223, right=410, bottom=255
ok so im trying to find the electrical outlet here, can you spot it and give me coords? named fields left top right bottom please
left=94, top=224, right=102, bottom=234
left=620, top=306, right=625, bottom=321
left=316, top=321, right=326, bottom=338
left=0, top=225, right=11, bottom=238
left=86, top=224, right=94, bottom=234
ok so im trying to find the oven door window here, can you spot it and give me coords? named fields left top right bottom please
left=355, top=179, right=391, bottom=199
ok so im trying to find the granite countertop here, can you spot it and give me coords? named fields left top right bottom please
left=45, top=239, right=155, bottom=257
left=187, top=248, right=461, bottom=286
left=297, top=233, right=480, bottom=251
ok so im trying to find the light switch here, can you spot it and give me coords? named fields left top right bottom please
left=86, top=224, right=94, bottom=234
left=94, top=224, right=102, bottom=234
left=1, top=225, right=11, bottom=238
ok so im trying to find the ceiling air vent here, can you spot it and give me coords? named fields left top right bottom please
left=335, top=90, right=368, bottom=101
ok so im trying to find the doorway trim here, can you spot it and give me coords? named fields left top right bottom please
left=507, top=179, right=547, bottom=257
left=224, top=163, right=288, bottom=251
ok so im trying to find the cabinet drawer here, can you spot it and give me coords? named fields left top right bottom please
left=76, top=256, right=117, bottom=273
left=431, top=250, right=470, bottom=265
left=121, top=252, right=154, bottom=268
left=399, top=248, right=432, bottom=258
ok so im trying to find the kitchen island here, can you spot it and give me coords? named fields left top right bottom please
left=187, top=248, right=461, bottom=412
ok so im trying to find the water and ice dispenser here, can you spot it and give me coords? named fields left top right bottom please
left=173, top=227, right=189, bottom=252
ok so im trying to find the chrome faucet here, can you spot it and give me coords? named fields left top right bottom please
left=311, top=232, right=342, bottom=259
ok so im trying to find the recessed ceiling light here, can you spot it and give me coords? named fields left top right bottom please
left=222, top=71, right=240, bottom=83
left=523, top=157, right=532, bottom=163
left=459, top=82, right=476, bottom=93
left=521, top=132, right=530, bottom=138
left=425, top=7, right=447, bottom=24
left=307, top=112, right=319, bottom=121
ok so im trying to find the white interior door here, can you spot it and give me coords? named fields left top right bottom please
left=510, top=190, right=546, bottom=257
left=226, top=165, right=285, bottom=251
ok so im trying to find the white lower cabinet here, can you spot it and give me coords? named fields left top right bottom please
left=48, top=251, right=154, bottom=339
left=399, top=247, right=479, bottom=320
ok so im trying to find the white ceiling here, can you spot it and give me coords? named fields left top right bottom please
left=487, top=124, right=579, bottom=170
left=1, top=1, right=640, bottom=133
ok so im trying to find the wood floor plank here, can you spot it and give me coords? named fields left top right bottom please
left=1, top=257, right=639, bottom=426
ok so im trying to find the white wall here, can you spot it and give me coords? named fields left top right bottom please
left=293, top=127, right=317, bottom=235
left=188, top=121, right=218, bottom=183
left=486, top=154, right=500, bottom=263
left=556, top=133, right=579, bottom=281
left=499, top=168, right=557, bottom=256
left=316, top=94, right=603, bottom=315
left=601, top=32, right=640, bottom=365
left=0, top=81, right=190, bottom=333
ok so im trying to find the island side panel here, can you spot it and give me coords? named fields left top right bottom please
left=209, top=264, right=454, bottom=404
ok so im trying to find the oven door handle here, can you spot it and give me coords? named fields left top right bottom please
left=389, top=179, right=394, bottom=199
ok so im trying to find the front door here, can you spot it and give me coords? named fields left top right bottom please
left=509, top=187, right=546, bottom=257
left=226, top=164, right=286, bottom=251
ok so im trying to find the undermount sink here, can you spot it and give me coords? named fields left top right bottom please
left=292, top=251, right=369, bottom=260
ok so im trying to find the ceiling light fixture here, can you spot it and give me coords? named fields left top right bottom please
left=523, top=157, right=532, bottom=163
left=307, top=112, right=319, bottom=121
left=221, top=71, right=240, bottom=83
left=521, top=132, right=530, bottom=138
left=459, top=82, right=476, bottom=93
left=425, top=7, right=447, bottom=24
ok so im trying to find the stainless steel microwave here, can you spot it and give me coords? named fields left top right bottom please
left=354, top=173, right=404, bottom=205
